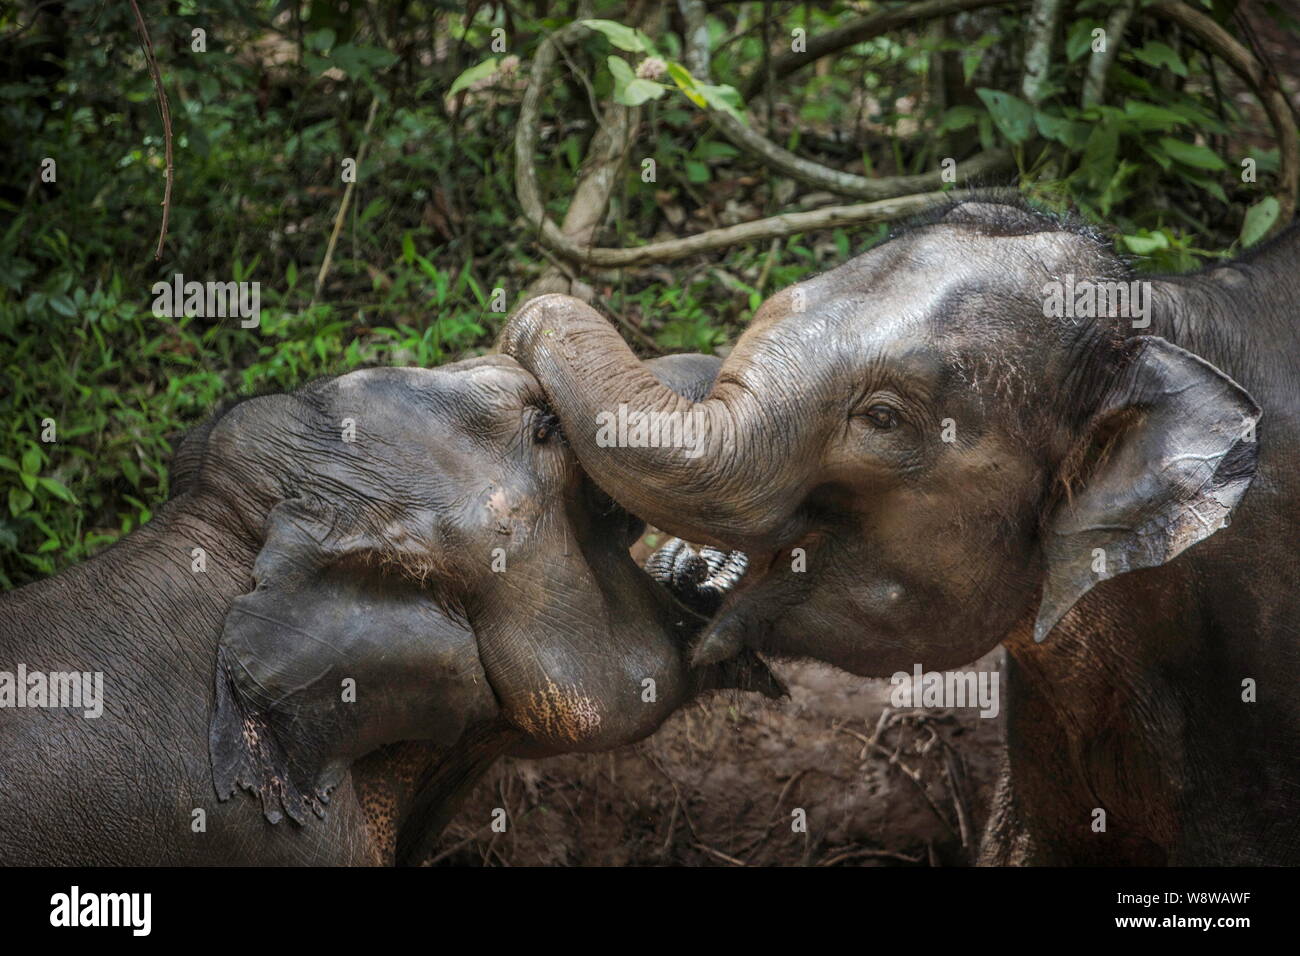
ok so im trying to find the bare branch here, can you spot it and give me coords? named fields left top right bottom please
left=128, top=0, right=174, bottom=261
left=679, top=0, right=1014, bottom=201
left=514, top=18, right=1012, bottom=267
left=312, top=96, right=380, bottom=308
left=1021, top=0, right=1063, bottom=106
left=1149, top=0, right=1298, bottom=230
left=527, top=187, right=1014, bottom=267
left=709, top=107, right=1012, bottom=199
left=1081, top=0, right=1136, bottom=108
left=742, top=0, right=1021, bottom=101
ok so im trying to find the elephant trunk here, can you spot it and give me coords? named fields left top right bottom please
left=500, top=294, right=801, bottom=552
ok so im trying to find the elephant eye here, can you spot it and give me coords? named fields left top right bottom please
left=531, top=408, right=561, bottom=444
left=863, top=404, right=899, bottom=430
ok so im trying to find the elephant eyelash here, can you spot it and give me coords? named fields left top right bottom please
left=859, top=404, right=900, bottom=430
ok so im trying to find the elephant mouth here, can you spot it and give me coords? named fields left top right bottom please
left=640, top=536, right=785, bottom=699
left=642, top=537, right=750, bottom=618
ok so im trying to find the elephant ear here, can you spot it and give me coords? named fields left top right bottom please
left=210, top=499, right=496, bottom=825
left=1035, top=336, right=1261, bottom=643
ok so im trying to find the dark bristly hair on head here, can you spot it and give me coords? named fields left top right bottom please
left=891, top=190, right=1115, bottom=245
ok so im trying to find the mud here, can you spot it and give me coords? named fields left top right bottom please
left=430, top=652, right=1005, bottom=866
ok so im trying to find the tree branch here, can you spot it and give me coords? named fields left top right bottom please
left=1149, top=0, right=1298, bottom=230
left=681, top=0, right=1013, bottom=200
left=128, top=0, right=174, bottom=261
left=1081, top=0, right=1136, bottom=108
left=1021, top=0, right=1063, bottom=106
left=514, top=19, right=1011, bottom=267
left=741, top=0, right=1021, bottom=101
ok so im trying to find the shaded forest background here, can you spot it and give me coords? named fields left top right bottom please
left=2, top=0, right=1298, bottom=587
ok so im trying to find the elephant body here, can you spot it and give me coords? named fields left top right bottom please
left=0, top=354, right=776, bottom=865
left=0, top=511, right=408, bottom=864
left=983, top=253, right=1300, bottom=864
left=503, top=199, right=1300, bottom=865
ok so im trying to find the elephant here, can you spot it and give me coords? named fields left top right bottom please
left=501, top=198, right=1300, bottom=865
left=0, top=353, right=779, bottom=866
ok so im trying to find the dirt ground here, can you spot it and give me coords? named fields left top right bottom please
left=431, top=651, right=1005, bottom=867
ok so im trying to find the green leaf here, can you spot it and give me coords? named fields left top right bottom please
left=1131, top=41, right=1188, bottom=78
left=8, top=488, right=32, bottom=518
left=37, top=477, right=76, bottom=503
left=1182, top=172, right=1228, bottom=205
left=305, top=28, right=336, bottom=53
left=582, top=19, right=654, bottom=54
left=1121, top=99, right=1188, bottom=131
left=449, top=58, right=498, bottom=97
left=1159, top=137, right=1226, bottom=171
left=935, top=105, right=981, bottom=135
left=697, top=82, right=745, bottom=124
left=20, top=449, right=40, bottom=476
left=666, top=61, right=707, bottom=108
left=302, top=52, right=332, bottom=76
left=1034, top=110, right=1089, bottom=148
left=1240, top=197, right=1280, bottom=248
left=1121, top=231, right=1171, bottom=255
left=1080, top=123, right=1119, bottom=189
left=608, top=56, right=666, bottom=106
left=976, top=88, right=1035, bottom=144
left=330, top=43, right=397, bottom=79
left=1066, top=20, right=1101, bottom=62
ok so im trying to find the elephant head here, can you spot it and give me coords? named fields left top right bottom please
left=196, top=354, right=777, bottom=825
left=500, top=199, right=1261, bottom=677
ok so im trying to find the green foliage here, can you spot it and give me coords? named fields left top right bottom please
left=1, top=0, right=1294, bottom=585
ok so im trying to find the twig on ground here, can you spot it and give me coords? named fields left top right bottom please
left=693, top=842, right=748, bottom=866
left=817, top=846, right=924, bottom=866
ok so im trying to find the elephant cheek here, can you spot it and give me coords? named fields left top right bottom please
left=491, top=636, right=686, bottom=752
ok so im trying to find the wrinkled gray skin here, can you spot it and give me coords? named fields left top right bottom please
left=503, top=199, right=1300, bottom=864
left=0, top=353, right=777, bottom=865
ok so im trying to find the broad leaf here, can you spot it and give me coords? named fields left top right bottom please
left=449, top=58, right=498, bottom=96
left=1240, top=197, right=1280, bottom=248
left=976, top=88, right=1034, bottom=144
